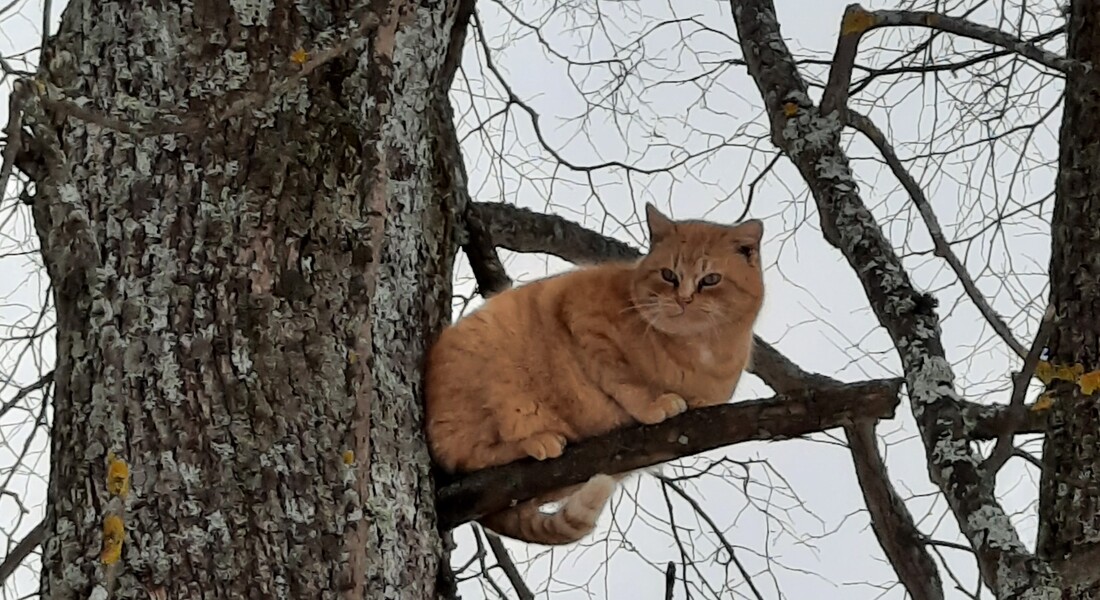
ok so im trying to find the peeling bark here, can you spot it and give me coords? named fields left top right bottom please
left=1038, top=0, right=1100, bottom=596
left=30, top=1, right=462, bottom=597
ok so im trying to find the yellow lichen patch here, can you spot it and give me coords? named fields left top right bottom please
left=1078, top=369, right=1100, bottom=395
left=343, top=450, right=355, bottom=465
left=1034, top=361, right=1083, bottom=385
left=348, top=350, right=359, bottom=365
left=106, top=454, right=130, bottom=498
left=841, top=7, right=878, bottom=36
left=782, top=102, right=799, bottom=117
left=291, top=48, right=309, bottom=65
left=1030, top=393, right=1055, bottom=412
left=101, top=515, right=124, bottom=565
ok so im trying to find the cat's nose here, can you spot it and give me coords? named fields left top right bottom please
left=677, top=295, right=694, bottom=306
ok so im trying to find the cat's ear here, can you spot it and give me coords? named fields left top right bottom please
left=730, top=219, right=764, bottom=253
left=645, top=203, right=675, bottom=244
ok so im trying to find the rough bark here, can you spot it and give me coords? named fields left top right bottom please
left=1038, top=0, right=1100, bottom=595
left=728, top=0, right=1060, bottom=596
left=28, top=1, right=462, bottom=597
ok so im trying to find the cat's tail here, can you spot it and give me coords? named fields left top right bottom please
left=478, top=474, right=616, bottom=545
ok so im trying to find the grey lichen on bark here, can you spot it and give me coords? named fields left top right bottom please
left=31, top=0, right=461, bottom=597
left=730, top=0, right=1060, bottom=597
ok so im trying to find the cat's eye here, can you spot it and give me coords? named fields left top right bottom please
left=660, top=268, right=679, bottom=286
left=698, top=273, right=722, bottom=289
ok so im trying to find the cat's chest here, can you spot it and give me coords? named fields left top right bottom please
left=696, top=347, right=718, bottom=368
left=654, top=344, right=740, bottom=393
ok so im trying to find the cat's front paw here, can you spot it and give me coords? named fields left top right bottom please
left=520, top=432, right=567, bottom=461
left=637, top=393, right=688, bottom=425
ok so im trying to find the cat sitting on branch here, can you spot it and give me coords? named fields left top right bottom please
left=424, top=203, right=765, bottom=545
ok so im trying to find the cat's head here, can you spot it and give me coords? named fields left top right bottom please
left=630, top=203, right=765, bottom=336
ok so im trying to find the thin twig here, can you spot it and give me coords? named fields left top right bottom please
left=739, top=153, right=781, bottom=222
left=0, top=370, right=54, bottom=421
left=659, top=477, right=766, bottom=600
left=471, top=528, right=510, bottom=599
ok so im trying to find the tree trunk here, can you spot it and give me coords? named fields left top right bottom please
left=1038, top=0, right=1100, bottom=595
left=31, top=1, right=462, bottom=597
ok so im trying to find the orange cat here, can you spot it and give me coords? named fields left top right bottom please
left=425, top=203, right=765, bottom=545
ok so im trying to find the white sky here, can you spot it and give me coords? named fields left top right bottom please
left=0, top=0, right=1064, bottom=598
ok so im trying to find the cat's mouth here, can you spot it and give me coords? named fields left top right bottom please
left=644, top=307, right=716, bottom=335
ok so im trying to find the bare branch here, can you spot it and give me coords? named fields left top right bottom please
left=845, top=110, right=1026, bottom=358
left=0, top=521, right=44, bottom=588
left=659, top=477, right=767, bottom=600
left=469, top=202, right=640, bottom=264
left=866, top=7, right=1077, bottom=73
left=983, top=305, right=1055, bottom=476
left=965, top=401, right=1046, bottom=440
left=483, top=531, right=534, bottom=600
left=431, top=96, right=512, bottom=297
left=750, top=340, right=945, bottom=600
left=462, top=205, right=512, bottom=297
left=846, top=422, right=945, bottom=600
left=824, top=2, right=1078, bottom=116
left=729, top=0, right=1060, bottom=594
left=436, top=380, right=902, bottom=529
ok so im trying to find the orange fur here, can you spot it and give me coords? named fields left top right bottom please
left=425, top=203, right=765, bottom=545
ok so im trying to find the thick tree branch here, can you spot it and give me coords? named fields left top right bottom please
left=432, top=100, right=512, bottom=297
left=461, top=206, right=512, bottom=296
left=469, top=202, right=640, bottom=264
left=729, top=0, right=1060, bottom=595
left=436, top=380, right=901, bottom=529
left=751, top=339, right=944, bottom=600
left=845, top=110, right=1026, bottom=358
left=470, top=197, right=952, bottom=596
left=471, top=200, right=1044, bottom=440
left=846, top=422, right=945, bottom=600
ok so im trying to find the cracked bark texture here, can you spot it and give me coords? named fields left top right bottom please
left=1038, top=0, right=1100, bottom=595
left=31, top=0, right=461, bottom=598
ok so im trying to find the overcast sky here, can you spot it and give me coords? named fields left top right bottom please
left=0, top=0, right=1064, bottom=598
